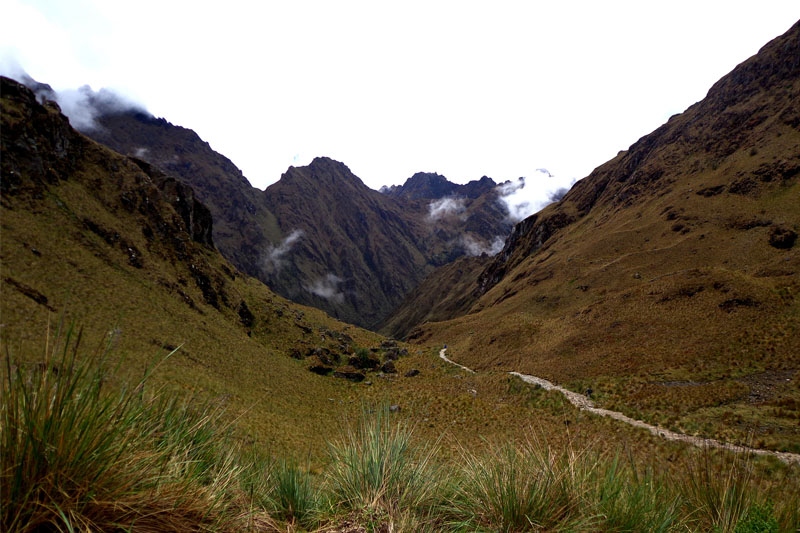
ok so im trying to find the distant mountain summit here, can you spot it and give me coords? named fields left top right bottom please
left=381, top=172, right=496, bottom=200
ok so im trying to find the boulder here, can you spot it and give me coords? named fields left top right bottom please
left=405, top=369, right=420, bottom=378
left=307, top=356, right=333, bottom=376
left=381, top=361, right=397, bottom=374
left=769, top=226, right=797, bottom=249
left=333, top=366, right=366, bottom=382
left=349, top=353, right=380, bottom=370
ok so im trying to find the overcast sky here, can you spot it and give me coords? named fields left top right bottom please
left=2, top=1, right=799, bottom=191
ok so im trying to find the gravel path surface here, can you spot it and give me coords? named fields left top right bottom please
left=439, top=349, right=800, bottom=465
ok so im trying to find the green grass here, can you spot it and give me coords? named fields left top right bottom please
left=326, top=405, right=444, bottom=524
left=265, top=459, right=321, bottom=528
left=1, top=322, right=249, bottom=532
left=2, top=325, right=798, bottom=532
left=445, top=437, right=592, bottom=531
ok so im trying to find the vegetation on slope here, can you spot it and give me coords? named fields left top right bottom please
left=2, top=332, right=798, bottom=531
left=409, top=20, right=800, bottom=453
left=0, top=75, right=384, bottom=455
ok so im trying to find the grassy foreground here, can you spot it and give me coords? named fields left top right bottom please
left=2, top=327, right=798, bottom=532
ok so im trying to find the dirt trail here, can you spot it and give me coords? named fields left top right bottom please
left=439, top=349, right=800, bottom=465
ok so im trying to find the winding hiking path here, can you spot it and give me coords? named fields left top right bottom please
left=439, top=349, right=800, bottom=465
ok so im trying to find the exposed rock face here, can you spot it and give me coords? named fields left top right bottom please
left=1, top=78, right=214, bottom=257
left=84, top=109, right=279, bottom=277
left=1, top=76, right=258, bottom=323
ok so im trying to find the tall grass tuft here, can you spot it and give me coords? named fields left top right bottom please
left=445, top=437, right=593, bottom=532
left=683, top=448, right=755, bottom=533
left=266, top=459, right=321, bottom=528
left=592, top=455, right=683, bottom=532
left=325, top=406, right=443, bottom=523
left=0, top=323, right=254, bottom=532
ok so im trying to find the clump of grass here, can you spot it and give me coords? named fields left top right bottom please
left=445, top=436, right=593, bottom=531
left=592, top=455, right=683, bottom=532
left=682, top=448, right=755, bottom=532
left=325, top=406, right=443, bottom=524
left=266, top=459, right=321, bottom=528
left=0, top=323, right=256, bottom=532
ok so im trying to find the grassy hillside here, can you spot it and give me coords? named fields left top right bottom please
left=0, top=75, right=389, bottom=456
left=1, top=75, right=670, bottom=462
left=381, top=255, right=490, bottom=339
left=408, top=20, right=800, bottom=454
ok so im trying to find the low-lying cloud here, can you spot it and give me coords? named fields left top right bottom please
left=0, top=63, right=146, bottom=133
left=263, top=229, right=303, bottom=273
left=428, top=197, right=466, bottom=221
left=305, top=274, right=345, bottom=303
left=496, top=169, right=576, bottom=223
left=47, top=85, right=145, bottom=132
left=461, top=234, right=504, bottom=257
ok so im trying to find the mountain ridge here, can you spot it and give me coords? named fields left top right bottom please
left=62, top=100, right=513, bottom=328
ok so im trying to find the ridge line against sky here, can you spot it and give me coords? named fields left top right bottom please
left=2, top=1, right=799, bottom=191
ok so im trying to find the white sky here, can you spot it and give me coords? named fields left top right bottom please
left=2, top=1, right=799, bottom=191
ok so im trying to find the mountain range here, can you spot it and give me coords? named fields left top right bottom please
left=62, top=108, right=511, bottom=329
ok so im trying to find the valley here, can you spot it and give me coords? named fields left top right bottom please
left=2, top=17, right=800, bottom=533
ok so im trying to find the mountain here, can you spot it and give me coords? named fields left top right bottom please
left=261, top=158, right=511, bottom=328
left=0, top=76, right=387, bottom=454
left=380, top=255, right=491, bottom=339
left=399, top=20, right=800, bottom=451
left=71, top=104, right=512, bottom=328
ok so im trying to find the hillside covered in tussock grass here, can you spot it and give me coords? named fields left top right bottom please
left=2, top=332, right=799, bottom=531
left=403, top=19, right=800, bottom=454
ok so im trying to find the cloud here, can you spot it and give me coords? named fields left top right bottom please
left=496, top=169, right=576, bottom=223
left=263, top=229, right=303, bottom=272
left=0, top=63, right=147, bottom=133
left=305, top=274, right=344, bottom=303
left=52, top=84, right=145, bottom=132
left=428, top=196, right=466, bottom=221
left=460, top=234, right=504, bottom=257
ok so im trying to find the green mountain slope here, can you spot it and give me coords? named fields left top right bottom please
left=0, top=76, right=387, bottom=454
left=408, top=20, right=800, bottom=452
